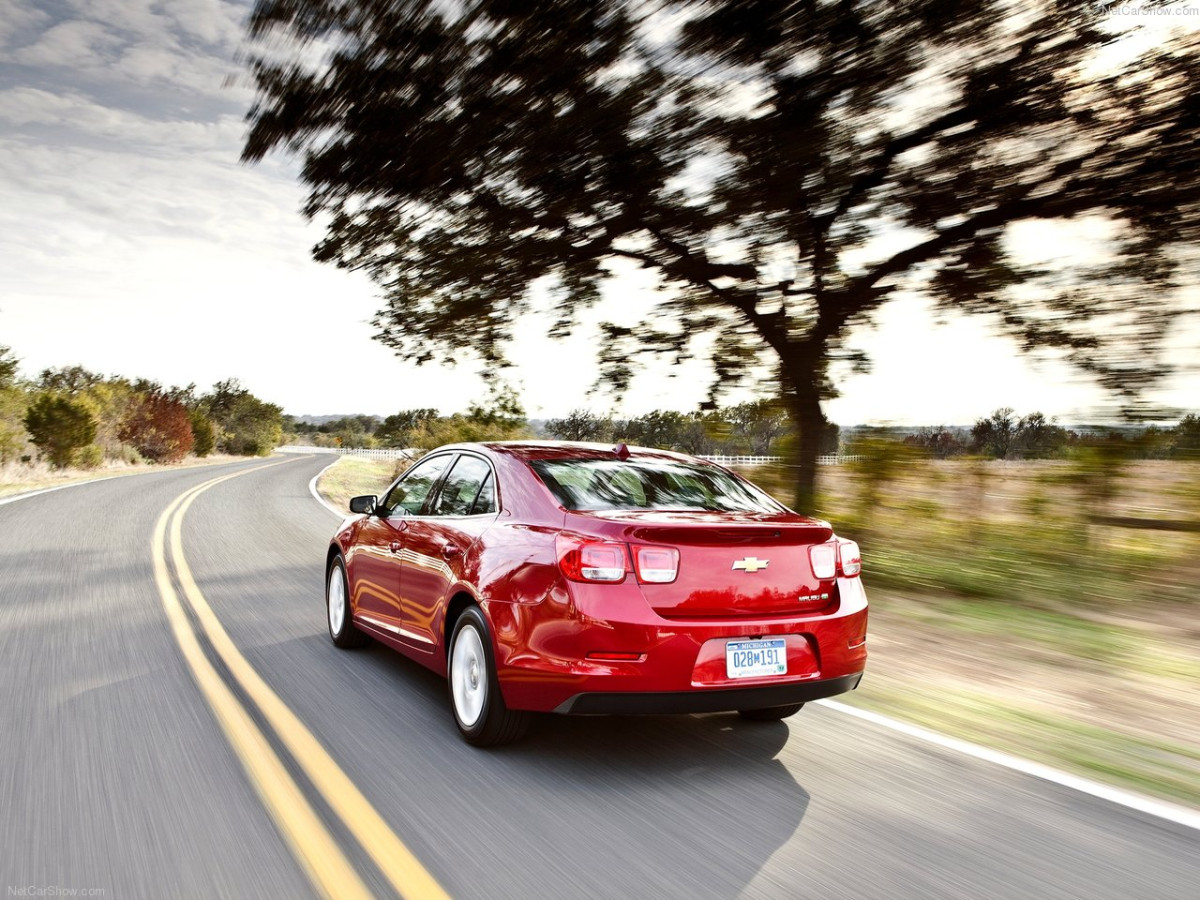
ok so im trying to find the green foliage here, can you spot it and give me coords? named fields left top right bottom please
left=222, top=396, right=283, bottom=456
left=243, top=0, right=1200, bottom=510
left=970, top=408, right=1071, bottom=459
left=201, top=379, right=284, bottom=456
left=375, top=409, right=439, bottom=447
left=904, top=426, right=969, bottom=459
left=723, top=400, right=790, bottom=456
left=546, top=409, right=614, bottom=443
left=36, top=365, right=104, bottom=394
left=76, top=379, right=136, bottom=459
left=0, top=385, right=29, bottom=463
left=119, top=392, right=195, bottom=463
left=408, top=386, right=529, bottom=447
left=844, top=433, right=925, bottom=534
left=1174, top=415, right=1200, bottom=460
left=74, top=444, right=104, bottom=469
left=616, top=410, right=716, bottom=455
left=189, top=409, right=216, bottom=457
left=24, top=394, right=98, bottom=468
left=0, top=345, right=18, bottom=390
left=466, top=383, right=526, bottom=432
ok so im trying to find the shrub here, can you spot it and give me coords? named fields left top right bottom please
left=74, top=444, right=104, bottom=469
left=119, top=392, right=195, bottom=463
left=219, top=394, right=283, bottom=455
left=189, top=409, right=216, bottom=457
left=24, top=394, right=97, bottom=468
left=0, top=386, right=28, bottom=463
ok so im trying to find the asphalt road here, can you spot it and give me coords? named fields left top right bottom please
left=1, top=454, right=1196, bottom=900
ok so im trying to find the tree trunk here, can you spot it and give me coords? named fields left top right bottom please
left=782, top=379, right=826, bottom=514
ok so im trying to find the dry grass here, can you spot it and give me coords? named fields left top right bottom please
left=0, top=454, right=251, bottom=499
left=315, top=456, right=401, bottom=514
left=741, top=458, right=1200, bottom=807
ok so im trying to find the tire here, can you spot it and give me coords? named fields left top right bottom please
left=737, top=703, right=805, bottom=722
left=448, top=607, right=530, bottom=747
left=326, top=556, right=368, bottom=649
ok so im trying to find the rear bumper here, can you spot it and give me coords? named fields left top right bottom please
left=488, top=575, right=869, bottom=713
left=553, top=672, right=863, bottom=715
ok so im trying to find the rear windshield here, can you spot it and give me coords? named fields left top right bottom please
left=529, top=458, right=783, bottom=513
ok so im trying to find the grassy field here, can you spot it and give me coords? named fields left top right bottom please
left=786, top=459, right=1200, bottom=807
left=315, top=455, right=403, bottom=513
left=316, top=453, right=1200, bottom=807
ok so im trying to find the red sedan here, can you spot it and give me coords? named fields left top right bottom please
left=325, top=441, right=867, bottom=746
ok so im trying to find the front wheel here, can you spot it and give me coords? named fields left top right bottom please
left=738, top=703, right=805, bottom=722
left=326, top=556, right=368, bottom=649
left=448, top=607, right=530, bottom=747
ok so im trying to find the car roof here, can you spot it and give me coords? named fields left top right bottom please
left=439, top=440, right=712, bottom=466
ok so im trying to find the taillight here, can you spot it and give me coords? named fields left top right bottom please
left=838, top=540, right=862, bottom=577
left=809, top=543, right=837, bottom=579
left=632, top=545, right=679, bottom=584
left=556, top=535, right=629, bottom=583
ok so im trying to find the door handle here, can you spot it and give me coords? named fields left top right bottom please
left=389, top=541, right=402, bottom=553
left=441, top=542, right=461, bottom=559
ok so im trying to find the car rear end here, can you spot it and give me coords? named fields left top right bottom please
left=490, top=446, right=868, bottom=715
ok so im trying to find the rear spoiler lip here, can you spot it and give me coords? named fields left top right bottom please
left=563, top=511, right=836, bottom=545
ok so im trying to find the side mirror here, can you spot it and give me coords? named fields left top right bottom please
left=349, top=495, right=377, bottom=515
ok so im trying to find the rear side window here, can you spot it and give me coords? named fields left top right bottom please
left=381, top=454, right=453, bottom=516
left=529, top=458, right=782, bottom=513
left=430, top=455, right=496, bottom=517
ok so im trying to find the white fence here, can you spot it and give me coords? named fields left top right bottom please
left=701, top=454, right=857, bottom=466
left=279, top=445, right=856, bottom=466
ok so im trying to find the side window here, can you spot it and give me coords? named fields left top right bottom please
left=430, top=455, right=494, bottom=517
left=381, top=454, right=453, bottom=516
left=471, top=472, right=497, bottom=515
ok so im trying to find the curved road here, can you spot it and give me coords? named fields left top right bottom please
left=1, top=455, right=1196, bottom=899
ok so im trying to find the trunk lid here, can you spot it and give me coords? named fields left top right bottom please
left=567, top=510, right=837, bottom=619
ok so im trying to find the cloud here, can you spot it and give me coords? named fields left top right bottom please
left=0, top=0, right=51, bottom=47
left=8, top=19, right=122, bottom=67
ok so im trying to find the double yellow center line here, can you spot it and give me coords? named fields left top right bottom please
left=152, top=461, right=451, bottom=900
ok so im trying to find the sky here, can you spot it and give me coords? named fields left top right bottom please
left=1, top=0, right=1196, bottom=425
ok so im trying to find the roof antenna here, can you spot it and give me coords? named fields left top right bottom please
left=613, top=442, right=631, bottom=461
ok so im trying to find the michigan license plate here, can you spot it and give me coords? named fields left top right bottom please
left=726, top=639, right=787, bottom=679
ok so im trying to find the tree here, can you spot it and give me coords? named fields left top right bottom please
left=77, top=378, right=136, bottom=459
left=0, top=346, right=25, bottom=463
left=546, top=409, right=614, bottom=443
left=37, top=365, right=103, bottom=395
left=0, top=345, right=18, bottom=390
left=24, top=394, right=97, bottom=468
left=971, top=407, right=1017, bottom=459
left=190, top=409, right=216, bottom=457
left=1012, top=412, right=1069, bottom=459
left=1174, top=414, right=1200, bottom=460
left=200, top=380, right=284, bottom=456
left=119, top=392, right=195, bottom=463
left=375, top=408, right=439, bottom=446
left=243, top=0, right=1200, bottom=510
left=904, top=426, right=968, bottom=459
left=0, top=386, right=27, bottom=463
left=221, top=395, right=284, bottom=456
left=723, top=399, right=789, bottom=456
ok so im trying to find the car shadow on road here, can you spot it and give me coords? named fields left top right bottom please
left=275, top=631, right=814, bottom=900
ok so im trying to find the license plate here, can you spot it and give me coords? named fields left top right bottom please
left=726, top=638, right=787, bottom=679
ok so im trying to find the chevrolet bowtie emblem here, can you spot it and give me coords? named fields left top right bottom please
left=732, top=557, right=769, bottom=573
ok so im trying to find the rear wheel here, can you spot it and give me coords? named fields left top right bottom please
left=326, top=556, right=368, bottom=648
left=448, top=607, right=530, bottom=747
left=737, top=703, right=805, bottom=721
